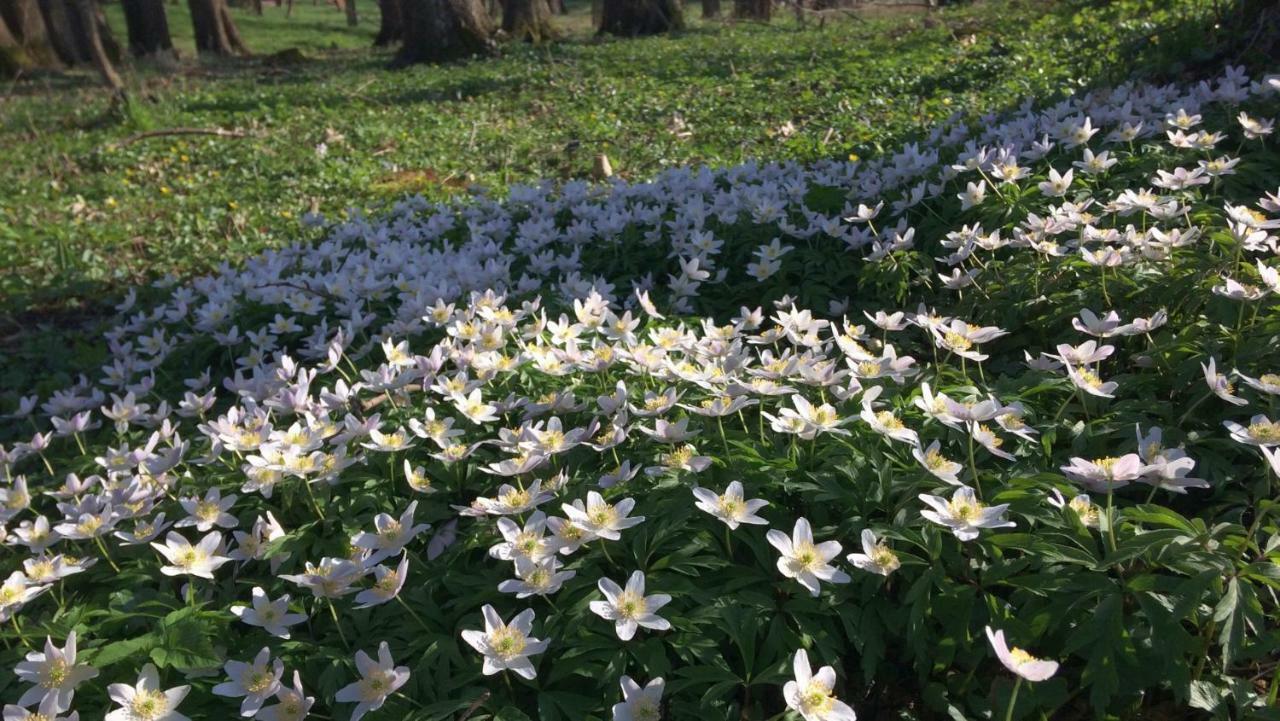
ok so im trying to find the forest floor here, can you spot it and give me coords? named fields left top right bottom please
left=0, top=0, right=1229, bottom=390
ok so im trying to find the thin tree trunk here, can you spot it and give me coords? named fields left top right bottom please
left=72, top=0, right=122, bottom=90
left=392, top=0, right=493, bottom=66
left=701, top=0, right=717, bottom=18
left=0, top=15, right=24, bottom=75
left=35, top=0, right=82, bottom=63
left=732, top=0, right=766, bottom=20
left=121, top=0, right=175, bottom=58
left=373, top=0, right=401, bottom=45
left=598, top=0, right=681, bottom=36
left=187, top=0, right=247, bottom=55
left=502, top=0, right=551, bottom=41
left=1, top=0, right=62, bottom=67
left=343, top=0, right=357, bottom=24
left=219, top=0, right=248, bottom=52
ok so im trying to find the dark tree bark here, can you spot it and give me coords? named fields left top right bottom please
left=1, top=0, right=62, bottom=69
left=392, top=0, right=493, bottom=66
left=187, top=0, right=248, bottom=55
left=121, top=0, right=175, bottom=58
left=732, top=0, right=767, bottom=21
left=35, top=0, right=84, bottom=63
left=72, top=0, right=122, bottom=89
left=343, top=0, right=356, bottom=25
left=598, top=0, right=681, bottom=36
left=501, top=0, right=552, bottom=42
left=218, top=0, right=248, bottom=51
left=700, top=0, right=717, bottom=18
left=0, top=14, right=24, bottom=75
left=373, top=0, right=401, bottom=44
left=31, top=0, right=119, bottom=66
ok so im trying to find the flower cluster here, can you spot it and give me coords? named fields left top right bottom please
left=1, top=67, right=1279, bottom=720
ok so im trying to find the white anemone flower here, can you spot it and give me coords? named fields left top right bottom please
left=766, top=518, right=849, bottom=596
left=783, top=649, right=857, bottom=721
left=562, top=492, right=644, bottom=541
left=105, top=663, right=190, bottom=721
left=150, top=531, right=231, bottom=580
left=211, top=646, right=284, bottom=717
left=845, top=529, right=900, bottom=576
left=919, top=486, right=1014, bottom=541
left=985, top=626, right=1059, bottom=681
left=254, top=671, right=314, bottom=721
left=13, top=630, right=98, bottom=712
left=230, top=587, right=307, bottom=639
left=589, top=571, right=672, bottom=641
left=691, top=481, right=769, bottom=529
left=461, top=605, right=548, bottom=679
left=612, top=675, right=665, bottom=721
left=334, top=642, right=410, bottom=721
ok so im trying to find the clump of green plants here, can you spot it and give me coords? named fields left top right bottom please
left=0, top=0, right=1236, bottom=395
left=1, top=64, right=1278, bottom=721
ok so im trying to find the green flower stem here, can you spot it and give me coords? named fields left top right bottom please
left=1005, top=677, right=1023, bottom=721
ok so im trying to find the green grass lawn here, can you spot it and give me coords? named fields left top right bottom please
left=0, top=0, right=1232, bottom=392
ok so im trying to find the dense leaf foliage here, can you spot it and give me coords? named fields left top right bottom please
left=2, top=66, right=1280, bottom=721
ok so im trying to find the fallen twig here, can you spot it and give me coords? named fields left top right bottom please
left=101, top=127, right=251, bottom=151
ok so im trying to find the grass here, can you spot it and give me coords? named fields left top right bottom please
left=0, top=0, right=1236, bottom=394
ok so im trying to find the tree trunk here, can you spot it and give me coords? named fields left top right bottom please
left=501, top=0, right=551, bottom=41
left=72, top=0, right=122, bottom=89
left=121, top=0, right=175, bottom=58
left=219, top=0, right=249, bottom=52
left=35, top=0, right=84, bottom=63
left=343, top=0, right=356, bottom=24
left=31, top=0, right=120, bottom=65
left=187, top=0, right=247, bottom=55
left=1, top=0, right=62, bottom=68
left=392, top=0, right=493, bottom=66
left=0, top=14, right=24, bottom=75
left=373, top=0, right=400, bottom=44
left=732, top=0, right=766, bottom=20
left=700, top=0, right=717, bottom=18
left=598, top=0, right=681, bottom=36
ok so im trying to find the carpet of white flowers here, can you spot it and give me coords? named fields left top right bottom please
left=3, top=66, right=1280, bottom=721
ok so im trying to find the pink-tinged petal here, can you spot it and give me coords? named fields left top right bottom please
left=792, top=650, right=812, bottom=685
left=792, top=517, right=813, bottom=545
left=1019, top=659, right=1059, bottom=682
left=590, top=600, right=616, bottom=619
left=598, top=577, right=623, bottom=602
left=815, top=540, right=843, bottom=561
left=481, top=604, right=504, bottom=632
left=918, top=493, right=950, bottom=513
left=691, top=487, right=718, bottom=505
left=620, top=675, right=642, bottom=699
left=510, top=609, right=536, bottom=635
left=766, top=529, right=793, bottom=555
left=107, top=683, right=135, bottom=705
left=640, top=616, right=671, bottom=631
left=508, top=658, right=538, bottom=680
left=354, top=650, right=376, bottom=677
left=616, top=619, right=639, bottom=640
